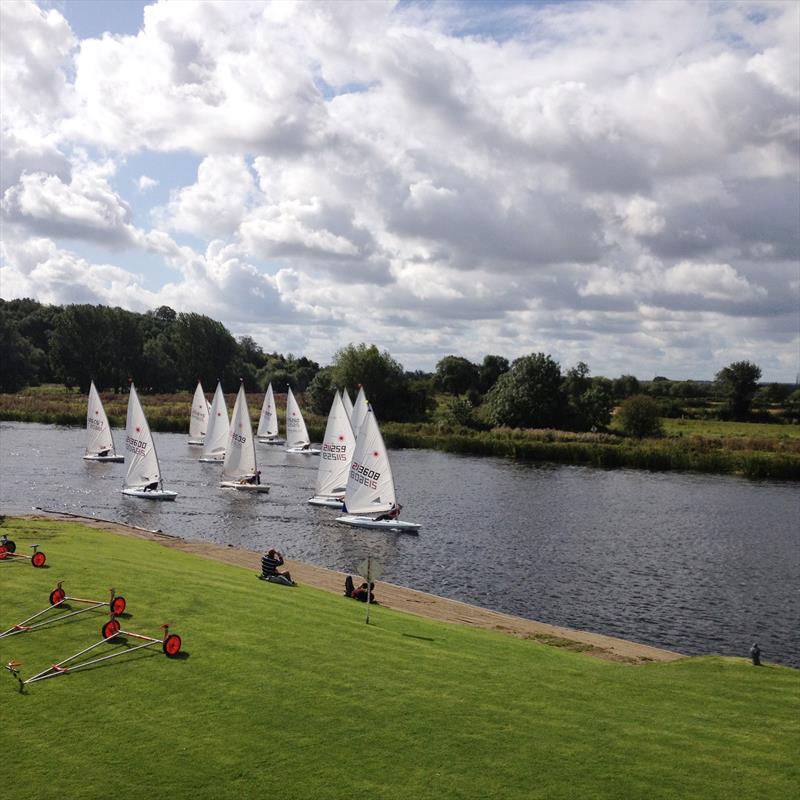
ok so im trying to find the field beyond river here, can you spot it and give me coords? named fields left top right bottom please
left=2, top=518, right=798, bottom=800
left=2, top=385, right=800, bottom=480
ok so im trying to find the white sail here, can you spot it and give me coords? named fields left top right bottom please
left=285, top=386, right=311, bottom=449
left=257, top=382, right=279, bottom=438
left=222, top=384, right=258, bottom=482
left=341, top=388, right=354, bottom=421
left=189, top=381, right=209, bottom=441
left=201, top=382, right=229, bottom=460
left=342, top=406, right=396, bottom=516
left=123, top=384, right=162, bottom=489
left=349, top=386, right=369, bottom=439
left=314, top=392, right=355, bottom=498
left=85, top=380, right=117, bottom=456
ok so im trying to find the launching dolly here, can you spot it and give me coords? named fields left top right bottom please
left=0, top=583, right=127, bottom=639
left=0, top=535, right=46, bottom=567
left=5, top=621, right=182, bottom=689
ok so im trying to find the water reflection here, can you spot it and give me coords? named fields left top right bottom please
left=1, top=422, right=798, bottom=667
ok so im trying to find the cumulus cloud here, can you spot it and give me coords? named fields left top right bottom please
left=0, top=0, right=797, bottom=379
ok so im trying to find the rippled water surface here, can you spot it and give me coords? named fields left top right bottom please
left=2, top=422, right=798, bottom=666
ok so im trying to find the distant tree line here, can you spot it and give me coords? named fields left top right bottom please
left=1, top=299, right=797, bottom=429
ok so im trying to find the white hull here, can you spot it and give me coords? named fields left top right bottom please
left=335, top=514, right=421, bottom=532
left=122, top=488, right=177, bottom=501
left=188, top=438, right=204, bottom=446
left=83, top=454, right=124, bottom=463
left=220, top=481, right=270, bottom=493
left=286, top=447, right=320, bottom=455
left=258, top=436, right=285, bottom=445
left=199, top=456, right=225, bottom=463
left=308, top=495, right=344, bottom=508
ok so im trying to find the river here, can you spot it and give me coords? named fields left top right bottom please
left=1, top=422, right=798, bottom=666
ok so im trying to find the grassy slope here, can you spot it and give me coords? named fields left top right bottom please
left=1, top=519, right=798, bottom=800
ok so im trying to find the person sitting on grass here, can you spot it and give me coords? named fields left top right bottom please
left=260, top=548, right=294, bottom=585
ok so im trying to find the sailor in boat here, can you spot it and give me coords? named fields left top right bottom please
left=239, top=471, right=261, bottom=485
left=143, top=481, right=159, bottom=492
left=375, top=503, right=402, bottom=522
left=97, top=449, right=110, bottom=458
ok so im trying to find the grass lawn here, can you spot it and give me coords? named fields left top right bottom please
left=661, top=417, right=800, bottom=441
left=1, top=519, right=798, bottom=800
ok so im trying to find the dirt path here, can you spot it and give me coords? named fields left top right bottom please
left=28, top=512, right=682, bottom=664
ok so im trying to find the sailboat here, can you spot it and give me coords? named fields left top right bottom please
left=220, top=383, right=269, bottom=493
left=285, top=386, right=320, bottom=454
left=308, top=391, right=355, bottom=507
left=122, top=383, right=177, bottom=500
left=83, top=380, right=124, bottom=462
left=341, top=388, right=354, bottom=421
left=349, top=386, right=369, bottom=440
left=256, top=382, right=284, bottom=444
left=335, top=405, right=420, bottom=532
left=199, top=382, right=229, bottom=463
left=188, top=381, right=209, bottom=445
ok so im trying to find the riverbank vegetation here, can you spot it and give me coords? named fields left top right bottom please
left=2, top=298, right=798, bottom=480
left=3, top=518, right=798, bottom=800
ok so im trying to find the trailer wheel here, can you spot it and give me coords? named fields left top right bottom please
left=102, top=619, right=121, bottom=639
left=31, top=551, right=46, bottom=568
left=0, top=546, right=7, bottom=560
left=110, top=596, right=126, bottom=615
left=3, top=539, right=16, bottom=553
left=163, top=634, right=182, bottom=656
left=49, top=587, right=66, bottom=605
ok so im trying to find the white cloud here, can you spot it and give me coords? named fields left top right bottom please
left=137, top=175, right=159, bottom=192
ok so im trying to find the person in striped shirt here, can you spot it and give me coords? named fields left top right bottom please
left=260, top=549, right=294, bottom=585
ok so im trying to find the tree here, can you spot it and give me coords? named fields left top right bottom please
left=485, top=353, right=565, bottom=429
left=0, top=311, right=42, bottom=391
left=306, top=368, right=335, bottom=415
left=434, top=355, right=480, bottom=395
left=612, top=374, right=640, bottom=400
left=330, top=343, right=423, bottom=421
left=616, top=394, right=663, bottom=437
left=478, top=354, right=510, bottom=394
left=563, top=364, right=613, bottom=430
left=170, top=313, right=238, bottom=389
left=715, top=361, right=762, bottom=420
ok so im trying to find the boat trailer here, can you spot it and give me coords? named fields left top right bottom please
left=0, top=582, right=127, bottom=639
left=5, top=621, right=182, bottom=690
left=0, top=535, right=46, bottom=568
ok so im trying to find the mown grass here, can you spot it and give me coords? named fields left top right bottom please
left=2, top=387, right=799, bottom=480
left=1, top=519, right=798, bottom=800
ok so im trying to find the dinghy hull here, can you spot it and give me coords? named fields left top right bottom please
left=198, top=456, right=225, bottom=463
left=258, top=437, right=285, bottom=445
left=220, top=481, right=270, bottom=493
left=188, top=438, right=204, bottom=446
left=308, top=495, right=344, bottom=508
left=122, top=488, right=177, bottom=501
left=286, top=447, right=320, bottom=455
left=83, top=454, right=124, bottom=463
left=335, top=514, right=420, bottom=532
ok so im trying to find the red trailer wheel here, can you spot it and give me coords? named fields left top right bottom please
left=102, top=619, right=121, bottom=639
left=163, top=634, right=182, bottom=656
left=49, top=587, right=66, bottom=605
left=0, top=547, right=7, bottom=559
left=31, top=551, right=46, bottom=568
left=110, top=596, right=126, bottom=615
left=3, top=539, right=16, bottom=553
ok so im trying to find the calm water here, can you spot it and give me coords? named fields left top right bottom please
left=1, top=422, right=798, bottom=666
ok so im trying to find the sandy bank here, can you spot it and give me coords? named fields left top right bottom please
left=27, top=511, right=682, bottom=664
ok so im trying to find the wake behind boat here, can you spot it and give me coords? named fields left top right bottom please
left=122, top=383, right=177, bottom=501
left=335, top=406, right=420, bottom=532
left=83, top=380, right=124, bottom=462
left=308, top=391, right=354, bottom=507
left=285, top=386, right=320, bottom=454
left=220, top=383, right=269, bottom=493
left=199, top=381, right=229, bottom=463
left=256, top=382, right=284, bottom=445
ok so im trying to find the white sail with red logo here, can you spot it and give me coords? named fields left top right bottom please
left=285, top=386, right=319, bottom=454
left=200, top=382, right=229, bottom=462
left=84, top=380, right=123, bottom=462
left=220, top=383, right=268, bottom=492
left=122, top=383, right=176, bottom=500
left=336, top=406, right=420, bottom=531
left=188, top=381, right=209, bottom=445
left=308, top=391, right=355, bottom=507
left=349, top=386, right=368, bottom=439
left=341, top=388, right=354, bottom=421
left=256, top=382, right=282, bottom=443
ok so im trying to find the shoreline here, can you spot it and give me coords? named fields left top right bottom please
left=26, top=510, right=683, bottom=665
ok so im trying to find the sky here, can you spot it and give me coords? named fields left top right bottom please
left=1, top=0, right=798, bottom=381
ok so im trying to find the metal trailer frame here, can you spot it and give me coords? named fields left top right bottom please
left=0, top=535, right=46, bottom=567
left=6, top=622, right=182, bottom=690
left=0, top=582, right=127, bottom=639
